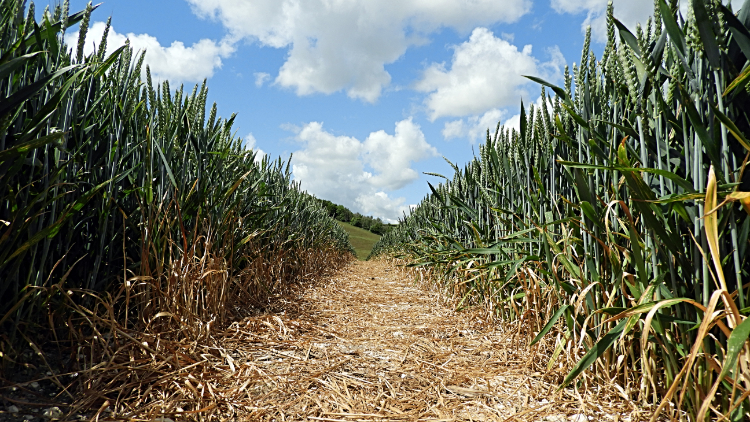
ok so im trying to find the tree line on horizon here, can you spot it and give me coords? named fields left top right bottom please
left=315, top=198, right=393, bottom=235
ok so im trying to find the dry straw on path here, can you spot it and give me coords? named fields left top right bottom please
left=76, top=260, right=651, bottom=421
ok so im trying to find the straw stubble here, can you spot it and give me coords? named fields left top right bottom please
left=94, top=259, right=650, bottom=421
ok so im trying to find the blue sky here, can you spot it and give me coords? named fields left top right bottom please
left=54, top=0, right=660, bottom=222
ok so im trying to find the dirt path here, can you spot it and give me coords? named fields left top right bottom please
left=215, top=260, right=630, bottom=421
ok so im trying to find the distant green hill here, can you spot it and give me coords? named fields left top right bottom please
left=338, top=222, right=380, bottom=260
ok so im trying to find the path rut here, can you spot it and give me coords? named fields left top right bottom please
left=215, top=260, right=628, bottom=421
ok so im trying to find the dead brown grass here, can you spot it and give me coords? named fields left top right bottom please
left=4, top=258, right=659, bottom=421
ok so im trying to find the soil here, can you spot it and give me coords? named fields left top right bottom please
left=0, top=347, right=76, bottom=422
left=1, top=260, right=645, bottom=421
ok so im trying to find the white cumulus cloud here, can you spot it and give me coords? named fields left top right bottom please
left=363, top=119, right=437, bottom=191
left=290, top=119, right=437, bottom=222
left=355, top=193, right=410, bottom=223
left=292, top=122, right=367, bottom=209
left=65, top=21, right=234, bottom=84
left=442, top=108, right=507, bottom=143
left=186, top=0, right=531, bottom=102
left=254, top=72, right=271, bottom=87
left=244, top=133, right=266, bottom=163
left=415, top=28, right=565, bottom=120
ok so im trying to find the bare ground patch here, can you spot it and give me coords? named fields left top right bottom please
left=181, top=260, right=645, bottom=421
left=2, top=260, right=650, bottom=421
